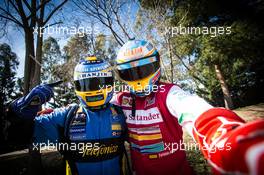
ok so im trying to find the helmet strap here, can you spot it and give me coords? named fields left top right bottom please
left=131, top=94, right=136, bottom=118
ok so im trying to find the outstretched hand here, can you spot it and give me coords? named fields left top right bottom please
left=11, top=85, right=54, bottom=119
left=23, top=85, right=54, bottom=106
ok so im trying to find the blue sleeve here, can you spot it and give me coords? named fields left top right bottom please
left=33, top=107, right=70, bottom=144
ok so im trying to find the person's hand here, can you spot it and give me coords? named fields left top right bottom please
left=193, top=108, right=264, bottom=174
left=209, top=120, right=264, bottom=175
left=11, top=85, right=54, bottom=119
left=22, top=85, right=54, bottom=106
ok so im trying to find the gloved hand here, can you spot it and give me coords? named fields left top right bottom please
left=193, top=108, right=264, bottom=175
left=11, top=85, right=54, bottom=119
left=211, top=119, right=264, bottom=175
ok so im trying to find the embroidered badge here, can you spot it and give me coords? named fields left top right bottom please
left=69, top=112, right=87, bottom=140
left=145, top=96, right=155, bottom=107
left=122, top=96, right=132, bottom=107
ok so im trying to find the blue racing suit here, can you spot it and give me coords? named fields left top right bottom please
left=9, top=85, right=127, bottom=175
left=34, top=103, right=126, bottom=175
left=11, top=103, right=126, bottom=175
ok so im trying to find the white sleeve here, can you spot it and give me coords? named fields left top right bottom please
left=110, top=93, right=121, bottom=106
left=166, top=85, right=212, bottom=135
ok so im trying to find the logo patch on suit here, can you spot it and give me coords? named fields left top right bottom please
left=71, top=113, right=86, bottom=126
left=110, top=107, right=118, bottom=116
left=112, top=131, right=122, bottom=136
left=111, top=123, right=122, bottom=136
left=124, top=107, right=163, bottom=125
left=122, top=96, right=132, bottom=107
left=145, top=96, right=155, bottom=107
left=110, top=107, right=121, bottom=122
left=69, top=112, right=87, bottom=140
left=111, top=124, right=121, bottom=130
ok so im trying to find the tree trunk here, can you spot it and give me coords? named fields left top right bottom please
left=214, top=64, right=234, bottom=109
left=24, top=29, right=36, bottom=94
left=168, top=39, right=174, bottom=83
left=159, top=57, right=170, bottom=82
left=33, top=1, right=45, bottom=86
left=33, top=27, right=43, bottom=86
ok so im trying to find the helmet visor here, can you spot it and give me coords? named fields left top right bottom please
left=118, top=61, right=160, bottom=81
left=74, top=77, right=114, bottom=91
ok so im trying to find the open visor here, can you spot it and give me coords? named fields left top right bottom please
left=118, top=61, right=160, bottom=81
left=74, top=77, right=113, bottom=91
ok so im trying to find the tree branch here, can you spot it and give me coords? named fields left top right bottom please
left=43, top=0, right=68, bottom=25
left=8, top=0, right=20, bottom=14
left=0, top=14, right=23, bottom=27
left=112, top=7, right=131, bottom=40
left=15, top=0, right=29, bottom=27
left=26, top=0, right=51, bottom=21
left=22, top=0, right=32, bottom=12
left=0, top=4, right=23, bottom=27
left=43, top=21, right=62, bottom=29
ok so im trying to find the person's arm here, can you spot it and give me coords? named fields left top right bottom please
left=10, top=85, right=54, bottom=119
left=192, top=108, right=264, bottom=175
left=33, top=107, right=70, bottom=145
left=5, top=85, right=54, bottom=146
left=166, top=85, right=213, bottom=137
left=166, top=85, right=264, bottom=174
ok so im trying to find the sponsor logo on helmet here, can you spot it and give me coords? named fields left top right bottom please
left=124, top=47, right=143, bottom=56
left=151, top=70, right=161, bottom=84
left=130, top=61, right=139, bottom=67
left=75, top=72, right=112, bottom=80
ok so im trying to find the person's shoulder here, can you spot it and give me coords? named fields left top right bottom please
left=116, top=91, right=131, bottom=96
left=159, top=81, right=181, bottom=88
left=158, top=82, right=183, bottom=95
left=110, top=103, right=124, bottom=114
left=37, top=108, right=54, bottom=116
left=64, top=103, right=79, bottom=114
left=66, top=103, right=79, bottom=109
left=37, top=103, right=79, bottom=117
left=111, top=91, right=131, bottom=105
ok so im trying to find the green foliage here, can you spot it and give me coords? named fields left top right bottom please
left=42, top=37, right=62, bottom=84
left=183, top=133, right=211, bottom=174
left=0, top=43, right=22, bottom=149
left=0, top=43, right=20, bottom=105
left=94, top=34, right=118, bottom=65
left=63, top=34, right=91, bottom=62
left=168, top=0, right=264, bottom=106
left=139, top=0, right=264, bottom=106
left=42, top=37, right=78, bottom=108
